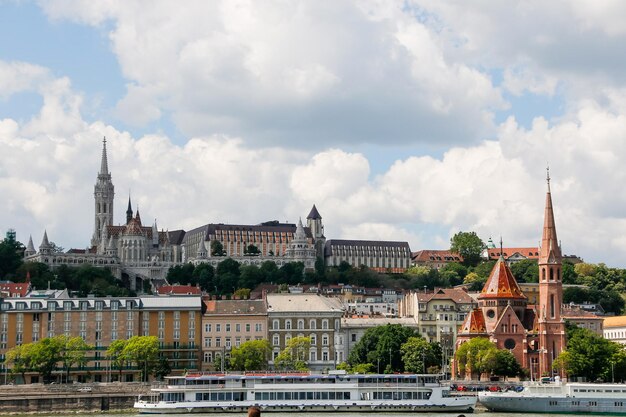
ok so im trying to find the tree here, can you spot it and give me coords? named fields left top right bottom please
left=450, top=231, right=485, bottom=267
left=509, top=259, right=539, bottom=283
left=275, top=336, right=311, bottom=371
left=455, top=337, right=497, bottom=380
left=56, top=335, right=91, bottom=382
left=30, top=337, right=63, bottom=382
left=233, top=288, right=251, bottom=299
left=123, top=336, right=159, bottom=382
left=488, top=349, right=522, bottom=379
left=554, top=326, right=626, bottom=381
left=401, top=337, right=442, bottom=373
left=153, top=357, right=171, bottom=380
left=0, top=231, right=24, bottom=280
left=244, top=244, right=260, bottom=255
left=348, top=324, right=419, bottom=373
left=211, top=240, right=226, bottom=256
left=4, top=343, right=33, bottom=383
left=229, top=339, right=270, bottom=371
left=106, top=339, right=129, bottom=380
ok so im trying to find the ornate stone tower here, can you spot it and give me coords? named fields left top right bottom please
left=92, top=137, right=115, bottom=247
left=306, top=204, right=325, bottom=258
left=537, top=170, right=566, bottom=376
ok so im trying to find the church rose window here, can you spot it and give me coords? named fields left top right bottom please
left=504, top=339, right=516, bottom=349
left=486, top=309, right=495, bottom=319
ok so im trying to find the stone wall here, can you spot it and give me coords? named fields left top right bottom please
left=0, top=383, right=151, bottom=413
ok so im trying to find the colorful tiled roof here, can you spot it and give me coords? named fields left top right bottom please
left=478, top=257, right=527, bottom=300
left=487, top=247, right=539, bottom=260
left=156, top=285, right=201, bottom=295
left=412, top=250, right=463, bottom=263
left=459, top=308, right=487, bottom=334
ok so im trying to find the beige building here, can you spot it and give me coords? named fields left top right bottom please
left=399, top=288, right=477, bottom=373
left=0, top=293, right=201, bottom=384
left=604, top=316, right=626, bottom=344
left=324, top=240, right=412, bottom=273
left=201, top=299, right=268, bottom=371
left=266, top=294, right=344, bottom=370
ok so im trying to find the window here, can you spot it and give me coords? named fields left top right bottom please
left=204, top=338, right=212, bottom=347
left=273, top=335, right=279, bottom=346
left=173, top=330, right=180, bottom=340
left=322, top=351, right=328, bottom=361
left=310, top=334, right=317, bottom=345
left=205, top=323, right=212, bottom=332
left=235, top=324, right=241, bottom=332
left=96, top=311, right=103, bottom=321
left=111, top=311, right=118, bottom=321
left=285, top=320, right=292, bottom=330
left=174, top=311, right=180, bottom=320
left=256, top=323, right=262, bottom=332
left=188, top=329, right=195, bottom=340
left=203, top=352, right=212, bottom=363
left=322, top=334, right=329, bottom=346
left=174, top=320, right=180, bottom=329
left=235, top=337, right=241, bottom=347
left=246, top=323, right=251, bottom=332
left=216, top=337, right=221, bottom=347
left=322, top=320, right=328, bottom=330
left=111, top=301, right=118, bottom=310
left=297, top=320, right=304, bottom=330
left=310, top=320, right=316, bottom=330
left=216, top=324, right=221, bottom=332
left=158, top=311, right=165, bottom=320
left=226, top=324, right=231, bottom=332
left=273, top=320, right=279, bottom=330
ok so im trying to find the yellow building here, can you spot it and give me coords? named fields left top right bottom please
left=0, top=292, right=201, bottom=383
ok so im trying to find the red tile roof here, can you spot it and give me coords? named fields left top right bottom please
left=412, top=250, right=463, bottom=263
left=156, top=285, right=201, bottom=295
left=487, top=247, right=539, bottom=260
left=0, top=282, right=30, bottom=297
left=459, top=308, right=487, bottom=334
left=479, top=258, right=527, bottom=300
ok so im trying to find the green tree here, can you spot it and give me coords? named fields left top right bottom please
left=239, top=265, right=261, bottom=290
left=106, top=339, right=129, bottom=380
left=153, top=357, right=171, bottom=380
left=450, top=231, right=485, bottom=267
left=56, top=335, right=92, bottom=382
left=455, top=337, right=497, bottom=380
left=233, top=288, right=251, bottom=299
left=4, top=343, right=33, bottom=383
left=275, top=336, right=311, bottom=371
left=509, top=259, right=539, bottom=283
left=401, top=337, right=442, bottom=373
left=244, top=244, right=260, bottom=255
left=123, top=336, right=160, bottom=382
left=211, top=240, right=226, bottom=256
left=555, top=326, right=626, bottom=381
left=487, top=349, right=522, bottom=379
left=229, top=339, right=270, bottom=371
left=30, top=337, right=63, bottom=382
left=0, top=231, right=24, bottom=280
left=348, top=324, right=419, bottom=373
left=195, top=263, right=215, bottom=292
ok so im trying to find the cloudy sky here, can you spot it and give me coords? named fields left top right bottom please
left=2, top=1, right=626, bottom=266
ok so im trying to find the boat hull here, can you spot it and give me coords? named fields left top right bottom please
left=479, top=393, right=626, bottom=415
left=135, top=398, right=476, bottom=414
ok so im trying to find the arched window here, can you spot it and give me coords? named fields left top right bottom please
left=285, top=320, right=292, bottom=330
left=310, top=319, right=316, bottom=330
left=322, top=319, right=329, bottom=330
left=297, top=319, right=304, bottom=330
left=273, top=320, right=279, bottom=330
left=549, top=268, right=554, bottom=281
left=550, top=294, right=555, bottom=319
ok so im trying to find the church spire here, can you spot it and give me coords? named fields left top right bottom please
left=126, top=195, right=133, bottom=224
left=99, top=137, right=109, bottom=177
left=539, top=168, right=561, bottom=264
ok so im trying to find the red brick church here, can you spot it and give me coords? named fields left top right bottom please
left=453, top=174, right=566, bottom=379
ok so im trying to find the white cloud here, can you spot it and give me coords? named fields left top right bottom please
left=39, top=0, right=505, bottom=147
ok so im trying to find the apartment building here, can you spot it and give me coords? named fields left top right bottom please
left=266, top=294, right=344, bottom=370
left=0, top=294, right=201, bottom=383
left=201, top=299, right=268, bottom=371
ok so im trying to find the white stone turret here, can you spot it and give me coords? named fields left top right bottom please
left=92, top=137, right=115, bottom=247
left=39, top=230, right=52, bottom=255
left=152, top=220, right=159, bottom=247
left=196, top=238, right=208, bottom=259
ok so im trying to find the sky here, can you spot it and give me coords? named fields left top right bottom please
left=2, top=1, right=626, bottom=266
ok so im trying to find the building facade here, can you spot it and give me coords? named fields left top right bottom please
left=266, top=294, right=344, bottom=370
left=324, top=240, right=411, bottom=273
left=604, top=316, right=626, bottom=345
left=201, top=299, right=268, bottom=371
left=0, top=294, right=201, bottom=383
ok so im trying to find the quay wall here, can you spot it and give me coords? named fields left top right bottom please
left=0, top=383, right=151, bottom=413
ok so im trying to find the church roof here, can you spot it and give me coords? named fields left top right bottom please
left=459, top=308, right=487, bottom=334
left=307, top=204, right=322, bottom=220
left=478, top=257, right=527, bottom=300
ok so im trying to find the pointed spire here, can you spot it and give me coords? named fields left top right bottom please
left=152, top=219, right=159, bottom=245
left=294, top=217, right=306, bottom=240
left=107, top=235, right=116, bottom=250
left=478, top=257, right=526, bottom=300
left=307, top=204, right=322, bottom=220
left=539, top=170, right=561, bottom=264
left=25, top=235, right=36, bottom=256
left=40, top=230, right=50, bottom=248
left=126, top=194, right=133, bottom=224
left=99, top=137, right=109, bottom=176
left=197, top=239, right=207, bottom=258
left=135, top=208, right=142, bottom=225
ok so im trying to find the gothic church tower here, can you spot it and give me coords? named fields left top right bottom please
left=537, top=170, right=566, bottom=376
left=91, top=138, right=115, bottom=247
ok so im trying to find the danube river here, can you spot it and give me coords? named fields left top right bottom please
left=48, top=413, right=594, bottom=417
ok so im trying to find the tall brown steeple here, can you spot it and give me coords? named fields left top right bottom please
left=537, top=167, right=565, bottom=376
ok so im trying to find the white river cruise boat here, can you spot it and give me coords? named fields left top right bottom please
left=135, top=371, right=476, bottom=413
left=479, top=379, right=626, bottom=414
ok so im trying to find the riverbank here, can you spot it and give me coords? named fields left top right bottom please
left=0, top=383, right=151, bottom=414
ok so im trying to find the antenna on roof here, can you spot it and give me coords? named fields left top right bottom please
left=546, top=164, right=551, bottom=192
